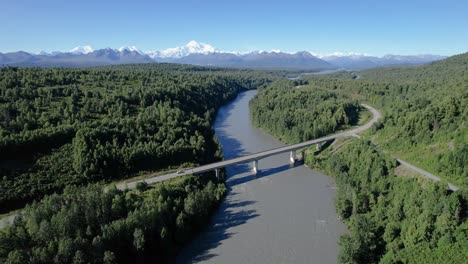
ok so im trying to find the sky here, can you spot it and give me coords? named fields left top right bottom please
left=0, top=0, right=467, bottom=56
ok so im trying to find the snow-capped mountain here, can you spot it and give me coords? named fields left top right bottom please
left=69, top=45, right=94, bottom=54
left=147, top=40, right=219, bottom=59
left=36, top=50, right=64, bottom=56
left=0, top=41, right=446, bottom=68
left=315, top=52, right=371, bottom=59
left=37, top=50, right=52, bottom=56
left=118, top=46, right=145, bottom=55
left=170, top=50, right=334, bottom=68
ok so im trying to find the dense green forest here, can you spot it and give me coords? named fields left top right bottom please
left=306, top=140, right=467, bottom=263
left=0, top=64, right=271, bottom=212
left=304, top=53, right=468, bottom=187
left=0, top=175, right=226, bottom=263
left=249, top=79, right=361, bottom=144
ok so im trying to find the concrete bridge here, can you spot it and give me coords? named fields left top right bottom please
left=1, top=103, right=459, bottom=229
left=118, top=104, right=382, bottom=190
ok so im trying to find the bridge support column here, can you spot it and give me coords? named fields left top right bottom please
left=215, top=168, right=220, bottom=180
left=289, top=150, right=296, bottom=164
left=252, top=160, right=258, bottom=174
left=316, top=142, right=324, bottom=151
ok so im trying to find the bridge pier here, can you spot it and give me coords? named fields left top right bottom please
left=215, top=168, right=220, bottom=180
left=316, top=142, right=324, bottom=151
left=298, top=150, right=304, bottom=162
left=289, top=150, right=296, bottom=164
left=252, top=160, right=258, bottom=174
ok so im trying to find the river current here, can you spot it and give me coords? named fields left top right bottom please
left=177, top=90, right=346, bottom=263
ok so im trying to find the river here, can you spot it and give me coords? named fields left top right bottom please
left=177, top=90, right=346, bottom=263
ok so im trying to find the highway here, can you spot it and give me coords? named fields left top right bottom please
left=396, top=158, right=459, bottom=191
left=0, top=102, right=460, bottom=229
left=117, top=104, right=382, bottom=190
left=117, top=103, right=459, bottom=192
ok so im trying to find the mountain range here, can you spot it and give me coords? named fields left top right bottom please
left=0, top=41, right=446, bottom=69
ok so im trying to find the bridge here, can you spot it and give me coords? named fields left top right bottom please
left=0, top=103, right=459, bottom=229
left=117, top=104, right=382, bottom=190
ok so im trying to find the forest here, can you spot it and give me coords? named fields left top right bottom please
left=0, top=64, right=271, bottom=212
left=304, top=53, right=468, bottom=188
left=1, top=53, right=466, bottom=263
left=306, top=140, right=467, bottom=263
left=249, top=79, right=361, bottom=144
left=0, top=63, right=273, bottom=263
left=0, top=175, right=226, bottom=263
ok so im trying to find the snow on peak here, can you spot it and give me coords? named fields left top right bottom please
left=314, top=52, right=371, bottom=59
left=185, top=40, right=217, bottom=52
left=69, top=45, right=94, bottom=54
left=147, top=40, right=219, bottom=59
left=118, top=46, right=145, bottom=55
left=37, top=50, right=51, bottom=56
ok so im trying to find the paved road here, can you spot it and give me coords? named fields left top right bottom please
left=1, top=103, right=459, bottom=229
left=117, top=104, right=382, bottom=190
left=396, top=158, right=458, bottom=191
left=118, top=103, right=460, bottom=192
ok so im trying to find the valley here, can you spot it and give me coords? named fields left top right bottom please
left=1, top=1, right=466, bottom=263
left=0, top=53, right=466, bottom=264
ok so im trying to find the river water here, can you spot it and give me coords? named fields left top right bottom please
left=177, top=90, right=346, bottom=263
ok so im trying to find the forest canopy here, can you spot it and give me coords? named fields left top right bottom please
left=0, top=64, right=272, bottom=212
left=306, top=140, right=467, bottom=263
left=304, top=53, right=468, bottom=187
left=0, top=175, right=226, bottom=263
left=249, top=79, right=361, bottom=144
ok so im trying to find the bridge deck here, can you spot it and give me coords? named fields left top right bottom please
left=117, top=104, right=381, bottom=190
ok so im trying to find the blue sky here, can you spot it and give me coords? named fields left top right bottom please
left=1, top=0, right=467, bottom=56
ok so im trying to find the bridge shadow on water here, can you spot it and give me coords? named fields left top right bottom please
left=228, top=163, right=297, bottom=187
left=182, top=162, right=304, bottom=263
left=181, top=92, right=307, bottom=262
left=179, top=93, right=264, bottom=262
left=184, top=196, right=259, bottom=263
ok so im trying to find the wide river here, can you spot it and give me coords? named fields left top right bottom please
left=177, top=90, right=346, bottom=263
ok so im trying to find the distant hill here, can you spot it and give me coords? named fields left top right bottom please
left=0, top=49, right=153, bottom=67
left=170, top=51, right=334, bottom=69
left=320, top=54, right=446, bottom=69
